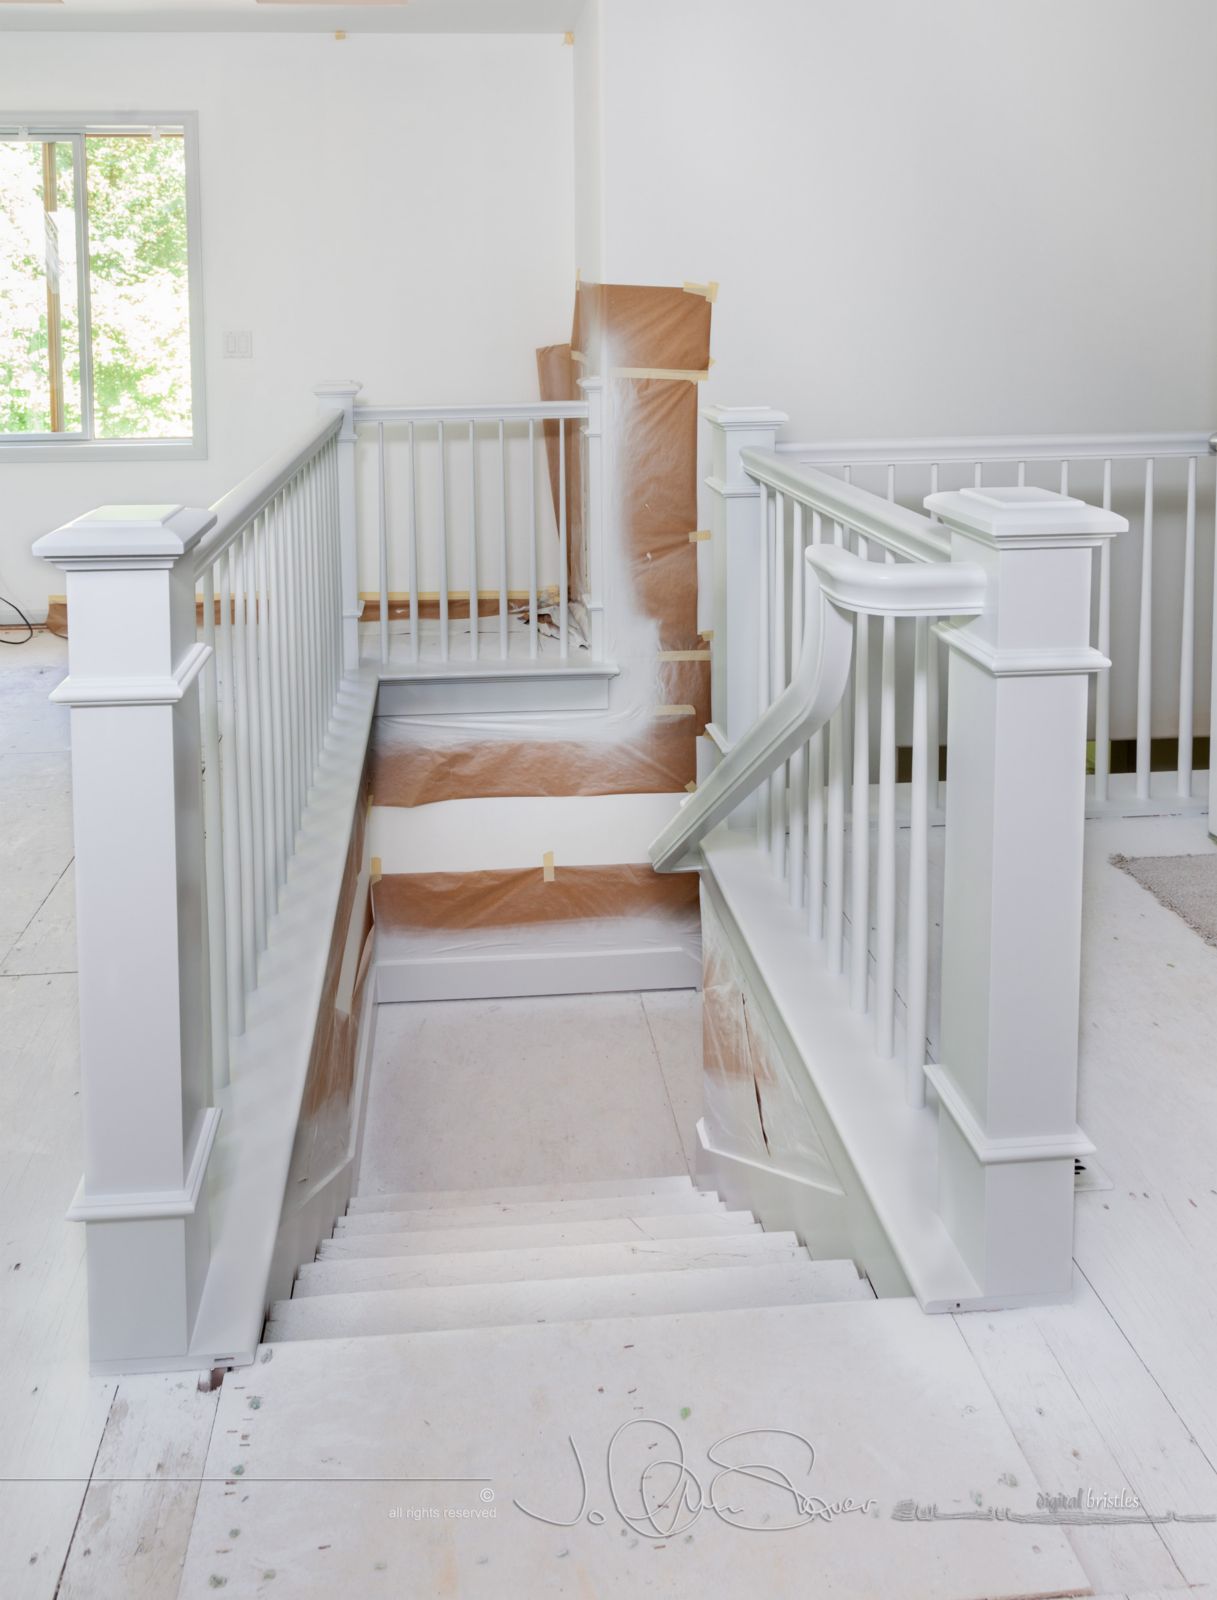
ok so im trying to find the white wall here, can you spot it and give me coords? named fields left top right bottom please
left=588, top=0, right=1217, bottom=441
left=572, top=0, right=602, bottom=280
left=0, top=32, right=575, bottom=617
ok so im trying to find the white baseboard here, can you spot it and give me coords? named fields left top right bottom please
left=375, top=945, right=701, bottom=1003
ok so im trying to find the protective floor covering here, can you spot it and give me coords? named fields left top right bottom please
left=1111, top=850, right=1217, bottom=948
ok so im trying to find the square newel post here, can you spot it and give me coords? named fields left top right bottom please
left=579, top=377, right=608, bottom=660
left=703, top=406, right=788, bottom=820
left=34, top=505, right=222, bottom=1369
left=315, top=381, right=363, bottom=673
left=925, top=485, right=1125, bottom=1304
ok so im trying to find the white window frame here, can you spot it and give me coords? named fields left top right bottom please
left=0, top=109, right=207, bottom=463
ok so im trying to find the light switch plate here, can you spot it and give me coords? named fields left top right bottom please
left=223, top=331, right=253, bottom=359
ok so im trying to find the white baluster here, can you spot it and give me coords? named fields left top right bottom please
left=468, top=421, right=479, bottom=661
left=807, top=510, right=825, bottom=939
left=528, top=417, right=538, bottom=660
left=1178, top=455, right=1197, bottom=797
left=266, top=493, right=287, bottom=899
left=1136, top=458, right=1155, bottom=800
left=377, top=422, right=389, bottom=666
left=849, top=535, right=870, bottom=1014
left=770, top=491, right=787, bottom=875
left=756, top=483, right=772, bottom=850
left=905, top=616, right=930, bottom=1107
left=875, top=573, right=897, bottom=1058
left=437, top=420, right=450, bottom=663
left=559, top=417, right=569, bottom=659
left=199, top=567, right=229, bottom=1090
left=231, top=532, right=256, bottom=987
left=498, top=419, right=508, bottom=660
left=407, top=422, right=420, bottom=665
left=244, top=523, right=267, bottom=956
left=255, top=511, right=276, bottom=920
left=216, top=547, right=246, bottom=1032
left=788, top=501, right=807, bottom=908
left=1094, top=459, right=1113, bottom=803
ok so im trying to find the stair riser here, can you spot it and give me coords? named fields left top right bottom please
left=347, top=1175, right=696, bottom=1213
left=337, top=1193, right=724, bottom=1235
left=318, top=1213, right=762, bottom=1259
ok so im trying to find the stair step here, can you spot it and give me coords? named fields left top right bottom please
left=347, top=1174, right=696, bottom=1213
left=266, top=1261, right=872, bottom=1342
left=336, top=1192, right=723, bottom=1235
left=296, top=1232, right=806, bottom=1297
left=317, top=1210, right=763, bottom=1260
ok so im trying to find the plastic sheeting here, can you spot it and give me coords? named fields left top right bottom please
left=370, top=278, right=712, bottom=810
left=701, top=894, right=842, bottom=1192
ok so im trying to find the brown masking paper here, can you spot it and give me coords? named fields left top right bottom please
left=374, top=862, right=698, bottom=933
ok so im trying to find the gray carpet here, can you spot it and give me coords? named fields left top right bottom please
left=1111, top=852, right=1217, bottom=949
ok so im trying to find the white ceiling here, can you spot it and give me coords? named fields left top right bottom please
left=0, top=0, right=583, bottom=33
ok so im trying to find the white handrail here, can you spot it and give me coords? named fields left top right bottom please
left=777, top=429, right=1216, bottom=464
left=741, top=449, right=951, bottom=564
left=649, top=547, right=985, bottom=872
left=356, top=401, right=588, bottom=424
left=195, top=413, right=341, bottom=577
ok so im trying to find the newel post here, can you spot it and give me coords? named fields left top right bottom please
left=315, top=380, right=362, bottom=673
left=925, top=485, right=1125, bottom=1303
left=579, top=376, right=607, bottom=659
left=702, top=407, right=788, bottom=815
left=34, top=505, right=222, bottom=1367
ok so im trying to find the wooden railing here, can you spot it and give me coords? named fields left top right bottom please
left=659, top=406, right=1128, bottom=1308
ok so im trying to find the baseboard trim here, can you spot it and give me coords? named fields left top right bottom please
left=375, top=946, right=701, bottom=1003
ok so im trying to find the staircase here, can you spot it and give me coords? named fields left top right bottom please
left=265, top=1175, right=874, bottom=1342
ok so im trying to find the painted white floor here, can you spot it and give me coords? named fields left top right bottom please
left=5, top=634, right=1217, bottom=1598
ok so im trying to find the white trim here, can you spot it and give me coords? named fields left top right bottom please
left=376, top=946, right=701, bottom=1004
left=356, top=401, right=588, bottom=425
left=51, top=640, right=211, bottom=707
left=777, top=430, right=1216, bottom=465
left=924, top=1064, right=1095, bottom=1165
left=696, top=1118, right=845, bottom=1199
left=67, top=1106, right=221, bottom=1222
left=937, top=624, right=1110, bottom=679
left=0, top=110, right=207, bottom=463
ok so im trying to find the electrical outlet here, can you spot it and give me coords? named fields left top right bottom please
left=223, top=330, right=253, bottom=360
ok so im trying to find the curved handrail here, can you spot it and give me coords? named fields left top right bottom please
left=649, top=546, right=986, bottom=873
left=193, top=412, right=341, bottom=576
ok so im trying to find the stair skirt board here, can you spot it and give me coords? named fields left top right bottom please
left=347, top=1174, right=697, bottom=1211
left=317, top=1211, right=766, bottom=1258
left=374, top=945, right=700, bottom=1002
left=267, top=1260, right=871, bottom=1341
left=294, top=1232, right=811, bottom=1296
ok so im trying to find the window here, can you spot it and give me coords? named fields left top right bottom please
left=0, top=113, right=205, bottom=460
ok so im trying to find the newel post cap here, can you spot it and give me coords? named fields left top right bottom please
left=33, top=504, right=216, bottom=568
left=702, top=405, right=789, bottom=431
left=314, top=379, right=362, bottom=402
left=924, top=485, right=1126, bottom=547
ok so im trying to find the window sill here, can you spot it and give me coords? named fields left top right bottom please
left=0, top=438, right=206, bottom=465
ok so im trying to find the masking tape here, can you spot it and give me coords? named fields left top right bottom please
left=700, top=630, right=714, bottom=642
left=688, top=529, right=712, bottom=542
left=658, top=649, right=711, bottom=661
left=685, top=780, right=698, bottom=793
left=542, top=850, right=555, bottom=883
left=655, top=704, right=697, bottom=718
left=370, top=856, right=382, bottom=885
left=611, top=366, right=710, bottom=383
left=563, top=30, right=574, bottom=44
left=682, top=280, right=719, bottom=304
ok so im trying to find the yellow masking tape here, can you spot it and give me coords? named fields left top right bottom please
left=611, top=366, right=710, bottom=383
left=700, top=630, right=715, bottom=642
left=370, top=856, right=382, bottom=885
left=563, top=31, right=575, bottom=44
left=688, top=529, right=712, bottom=542
left=682, top=280, right=720, bottom=304
left=658, top=649, right=711, bottom=661
left=685, top=780, right=698, bottom=794
left=542, top=850, right=555, bottom=883
left=655, top=704, right=697, bottom=718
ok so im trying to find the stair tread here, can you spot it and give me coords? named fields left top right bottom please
left=297, top=1232, right=806, bottom=1296
left=336, top=1192, right=723, bottom=1234
left=318, top=1211, right=762, bottom=1259
left=267, top=1261, right=873, bottom=1341
left=347, top=1174, right=696, bottom=1213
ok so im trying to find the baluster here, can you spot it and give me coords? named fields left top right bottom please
left=243, top=522, right=267, bottom=956
left=266, top=492, right=287, bottom=898
left=216, top=548, right=245, bottom=1032
left=528, top=417, right=538, bottom=659
left=437, top=420, right=449, bottom=663
left=1060, top=460, right=1070, bottom=496
left=328, top=440, right=342, bottom=695
left=1177, top=456, right=1198, bottom=797
left=559, top=417, right=569, bottom=659
left=404, top=421, right=418, bottom=665
left=285, top=473, right=305, bottom=836
left=199, top=566, right=230, bottom=1088
left=1017, top=461, right=1026, bottom=487
left=849, top=534, right=870, bottom=1013
left=875, top=563, right=897, bottom=1058
left=255, top=510, right=276, bottom=920
left=906, top=616, right=930, bottom=1107
left=498, top=419, right=509, bottom=660
left=1136, top=458, right=1155, bottom=800
left=1094, top=459, right=1113, bottom=803
left=807, top=510, right=825, bottom=939
left=231, top=536, right=257, bottom=991
left=377, top=422, right=389, bottom=666
left=770, top=491, right=787, bottom=875
left=468, top=421, right=480, bottom=661
left=973, top=462, right=983, bottom=488
left=756, top=484, right=772, bottom=850
left=788, top=502, right=807, bottom=908
left=825, top=688, right=847, bottom=977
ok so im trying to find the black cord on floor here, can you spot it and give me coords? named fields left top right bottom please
left=0, top=595, right=35, bottom=644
